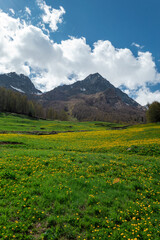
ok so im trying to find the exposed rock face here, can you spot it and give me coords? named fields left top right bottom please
left=0, top=72, right=41, bottom=95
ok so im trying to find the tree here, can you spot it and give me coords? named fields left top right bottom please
left=146, top=101, right=160, bottom=123
left=46, top=107, right=55, bottom=120
left=0, top=87, right=68, bottom=121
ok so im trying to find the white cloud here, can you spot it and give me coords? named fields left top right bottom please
left=25, top=7, right=31, bottom=16
left=91, top=40, right=159, bottom=90
left=123, top=89, right=130, bottom=95
left=135, top=87, right=160, bottom=105
left=37, top=0, right=65, bottom=32
left=132, top=42, right=144, bottom=49
left=9, top=9, right=15, bottom=15
left=0, top=9, right=160, bottom=105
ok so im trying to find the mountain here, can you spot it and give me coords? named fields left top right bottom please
left=43, top=73, right=114, bottom=101
left=41, top=73, right=145, bottom=122
left=0, top=72, right=41, bottom=95
left=42, top=73, right=139, bottom=106
left=0, top=72, right=145, bottom=122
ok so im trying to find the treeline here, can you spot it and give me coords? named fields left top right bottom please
left=0, top=87, right=68, bottom=120
left=72, top=102, right=145, bottom=123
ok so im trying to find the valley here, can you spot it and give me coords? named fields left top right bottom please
left=0, top=114, right=159, bottom=239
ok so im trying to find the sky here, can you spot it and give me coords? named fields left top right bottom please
left=0, top=0, right=160, bottom=105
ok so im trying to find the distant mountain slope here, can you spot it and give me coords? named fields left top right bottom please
left=43, top=73, right=139, bottom=106
left=0, top=72, right=41, bottom=95
left=0, top=72, right=145, bottom=122
left=41, top=73, right=145, bottom=122
left=43, top=73, right=115, bottom=101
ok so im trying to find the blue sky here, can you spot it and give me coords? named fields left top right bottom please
left=53, top=0, right=160, bottom=61
left=0, top=0, right=160, bottom=105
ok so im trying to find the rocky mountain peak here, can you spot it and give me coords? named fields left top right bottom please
left=0, top=72, right=41, bottom=95
left=43, top=73, right=114, bottom=101
left=86, top=72, right=102, bottom=80
left=43, top=73, right=141, bottom=108
left=81, top=73, right=114, bottom=92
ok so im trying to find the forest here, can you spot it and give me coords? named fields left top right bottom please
left=0, top=87, right=68, bottom=121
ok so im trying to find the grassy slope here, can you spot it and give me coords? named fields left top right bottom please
left=0, top=114, right=159, bottom=240
left=0, top=113, right=124, bottom=132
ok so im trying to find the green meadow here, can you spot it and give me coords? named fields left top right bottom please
left=0, top=114, right=159, bottom=240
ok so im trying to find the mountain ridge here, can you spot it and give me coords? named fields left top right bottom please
left=0, top=72, right=41, bottom=95
left=0, top=72, right=145, bottom=122
left=42, top=72, right=141, bottom=107
left=40, top=73, right=145, bottom=122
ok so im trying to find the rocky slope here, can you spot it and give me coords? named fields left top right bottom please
left=0, top=72, right=41, bottom=95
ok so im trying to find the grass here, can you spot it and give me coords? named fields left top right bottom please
left=0, top=113, right=159, bottom=239
left=0, top=113, right=123, bottom=132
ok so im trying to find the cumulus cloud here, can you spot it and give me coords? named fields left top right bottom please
left=91, top=41, right=160, bottom=90
left=135, top=87, right=160, bottom=105
left=0, top=9, right=160, bottom=105
left=25, top=7, right=31, bottom=16
left=37, top=0, right=65, bottom=32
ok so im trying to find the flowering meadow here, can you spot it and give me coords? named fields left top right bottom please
left=0, top=114, right=159, bottom=239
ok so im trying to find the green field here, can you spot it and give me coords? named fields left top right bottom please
left=0, top=114, right=159, bottom=239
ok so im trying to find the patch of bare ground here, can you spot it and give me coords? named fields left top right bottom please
left=0, top=130, right=87, bottom=135
left=32, top=222, right=48, bottom=240
left=0, top=141, right=23, bottom=145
